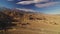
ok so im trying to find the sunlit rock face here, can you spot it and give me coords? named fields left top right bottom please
left=0, top=8, right=60, bottom=34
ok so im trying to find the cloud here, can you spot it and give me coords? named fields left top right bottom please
left=16, top=1, right=34, bottom=5
left=16, top=0, right=60, bottom=8
left=35, top=2, right=60, bottom=8
left=16, top=8, right=36, bottom=12
left=16, top=0, right=49, bottom=5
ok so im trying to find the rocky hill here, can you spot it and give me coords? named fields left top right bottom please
left=0, top=8, right=60, bottom=34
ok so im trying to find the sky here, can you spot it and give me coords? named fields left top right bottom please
left=0, top=0, right=60, bottom=14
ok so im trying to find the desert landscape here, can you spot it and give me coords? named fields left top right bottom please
left=0, top=8, right=60, bottom=34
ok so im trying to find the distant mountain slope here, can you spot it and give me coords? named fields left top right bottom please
left=0, top=7, right=60, bottom=34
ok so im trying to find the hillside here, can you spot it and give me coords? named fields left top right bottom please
left=0, top=8, right=60, bottom=34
